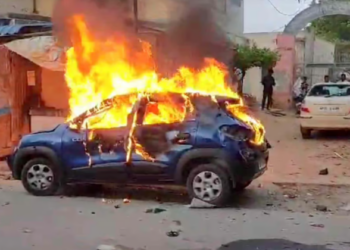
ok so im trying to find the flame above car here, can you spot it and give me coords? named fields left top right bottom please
left=65, top=15, right=265, bottom=160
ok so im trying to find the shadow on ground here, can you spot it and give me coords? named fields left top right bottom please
left=314, top=130, right=350, bottom=141
left=63, top=183, right=279, bottom=208
left=216, top=239, right=334, bottom=250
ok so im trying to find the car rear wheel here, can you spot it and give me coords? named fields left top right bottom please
left=300, top=127, right=312, bottom=139
left=21, top=158, right=61, bottom=196
left=186, top=164, right=232, bottom=206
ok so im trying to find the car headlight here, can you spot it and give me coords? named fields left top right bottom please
left=220, top=125, right=253, bottom=142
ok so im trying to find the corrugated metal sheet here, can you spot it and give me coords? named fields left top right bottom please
left=0, top=23, right=52, bottom=36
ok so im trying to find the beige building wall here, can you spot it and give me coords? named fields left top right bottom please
left=243, top=31, right=335, bottom=101
left=0, top=0, right=33, bottom=14
left=0, top=0, right=56, bottom=16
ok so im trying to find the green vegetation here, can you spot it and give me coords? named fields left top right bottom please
left=310, top=0, right=350, bottom=42
left=232, top=44, right=280, bottom=94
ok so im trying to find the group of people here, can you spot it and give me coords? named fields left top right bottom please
left=260, top=70, right=350, bottom=110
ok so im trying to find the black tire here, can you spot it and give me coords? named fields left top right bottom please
left=300, top=127, right=312, bottom=139
left=186, top=164, right=232, bottom=207
left=21, top=158, right=62, bottom=196
left=234, top=180, right=252, bottom=192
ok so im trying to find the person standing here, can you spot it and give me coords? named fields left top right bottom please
left=261, top=69, right=276, bottom=110
left=337, top=73, right=350, bottom=84
left=300, top=76, right=309, bottom=97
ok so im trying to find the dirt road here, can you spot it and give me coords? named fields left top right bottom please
left=259, top=111, right=350, bottom=185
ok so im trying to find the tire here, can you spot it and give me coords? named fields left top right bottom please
left=300, top=127, right=312, bottom=139
left=21, top=158, right=62, bottom=196
left=186, top=164, right=232, bottom=206
left=234, top=180, right=252, bottom=192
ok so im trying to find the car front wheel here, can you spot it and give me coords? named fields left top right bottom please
left=21, top=158, right=61, bottom=196
left=186, top=164, right=232, bottom=206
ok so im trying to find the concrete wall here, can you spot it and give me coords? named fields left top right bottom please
left=243, top=32, right=278, bottom=103
left=243, top=31, right=335, bottom=108
left=0, top=0, right=56, bottom=16
left=295, top=30, right=335, bottom=85
left=0, top=0, right=33, bottom=14
left=138, top=0, right=244, bottom=38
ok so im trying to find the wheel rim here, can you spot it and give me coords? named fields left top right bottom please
left=26, top=164, right=54, bottom=191
left=192, top=171, right=223, bottom=202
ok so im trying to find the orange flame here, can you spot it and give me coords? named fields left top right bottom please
left=65, top=15, right=265, bottom=153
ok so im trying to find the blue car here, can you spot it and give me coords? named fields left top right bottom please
left=7, top=93, right=270, bottom=206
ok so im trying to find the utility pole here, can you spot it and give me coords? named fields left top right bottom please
left=32, top=0, right=38, bottom=14
left=133, top=0, right=138, bottom=32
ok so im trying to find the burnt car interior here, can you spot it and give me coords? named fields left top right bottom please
left=71, top=93, right=243, bottom=159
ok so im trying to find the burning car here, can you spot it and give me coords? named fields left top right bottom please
left=7, top=92, right=269, bottom=206
left=7, top=15, right=270, bottom=206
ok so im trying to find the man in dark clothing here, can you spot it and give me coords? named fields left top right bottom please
left=261, top=69, right=276, bottom=110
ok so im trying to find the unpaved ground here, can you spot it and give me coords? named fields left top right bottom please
left=258, top=111, right=350, bottom=185
left=1, top=181, right=350, bottom=250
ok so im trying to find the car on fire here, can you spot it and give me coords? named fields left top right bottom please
left=299, top=82, right=350, bottom=139
left=7, top=93, right=270, bottom=206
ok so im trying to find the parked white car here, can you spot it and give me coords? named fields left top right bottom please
left=299, top=82, right=350, bottom=139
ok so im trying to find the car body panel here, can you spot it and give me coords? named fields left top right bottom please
left=8, top=93, right=269, bottom=188
left=300, top=83, right=350, bottom=130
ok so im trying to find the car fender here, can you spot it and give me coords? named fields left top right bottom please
left=175, top=148, right=234, bottom=184
left=13, top=146, right=63, bottom=179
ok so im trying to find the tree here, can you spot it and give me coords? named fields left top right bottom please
left=232, top=44, right=280, bottom=95
left=310, top=0, right=350, bottom=42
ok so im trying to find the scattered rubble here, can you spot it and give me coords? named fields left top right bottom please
left=188, top=198, right=216, bottom=209
left=319, top=168, right=329, bottom=175
left=22, top=229, right=33, bottom=233
left=316, top=205, right=328, bottom=212
left=340, top=204, right=350, bottom=211
left=145, top=207, right=166, bottom=214
left=166, top=231, right=180, bottom=237
left=310, top=223, right=325, bottom=228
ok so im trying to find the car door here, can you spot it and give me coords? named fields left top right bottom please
left=63, top=117, right=129, bottom=182
left=130, top=95, right=198, bottom=180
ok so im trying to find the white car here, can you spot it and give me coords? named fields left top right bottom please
left=299, top=82, right=350, bottom=139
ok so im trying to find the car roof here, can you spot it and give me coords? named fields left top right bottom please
left=70, top=92, right=240, bottom=124
left=312, top=82, right=350, bottom=87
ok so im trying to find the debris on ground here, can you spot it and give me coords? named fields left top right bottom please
left=123, top=198, right=130, bottom=204
left=310, top=223, right=325, bottom=228
left=188, top=198, right=216, bottom=209
left=114, top=205, right=120, bottom=209
left=341, top=204, right=350, bottom=211
left=145, top=207, right=167, bottom=214
left=319, top=168, right=329, bottom=175
left=0, top=172, right=12, bottom=180
left=334, top=152, right=344, bottom=159
left=316, top=205, right=328, bottom=212
left=97, top=244, right=117, bottom=250
left=266, top=109, right=286, bottom=117
left=1, top=202, right=10, bottom=206
left=166, top=231, right=180, bottom=237
left=22, top=229, right=33, bottom=233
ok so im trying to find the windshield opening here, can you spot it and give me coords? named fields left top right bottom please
left=308, top=84, right=350, bottom=97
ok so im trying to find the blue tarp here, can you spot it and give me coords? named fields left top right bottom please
left=0, top=23, right=52, bottom=36
left=0, top=107, right=10, bottom=116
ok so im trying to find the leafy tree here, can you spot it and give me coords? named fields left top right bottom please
left=310, top=0, right=350, bottom=42
left=231, top=44, right=280, bottom=95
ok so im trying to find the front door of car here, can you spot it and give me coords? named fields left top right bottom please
left=130, top=97, right=198, bottom=180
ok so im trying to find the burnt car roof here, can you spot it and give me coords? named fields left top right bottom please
left=70, top=92, right=241, bottom=125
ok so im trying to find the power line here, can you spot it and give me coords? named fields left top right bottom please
left=266, top=0, right=305, bottom=16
